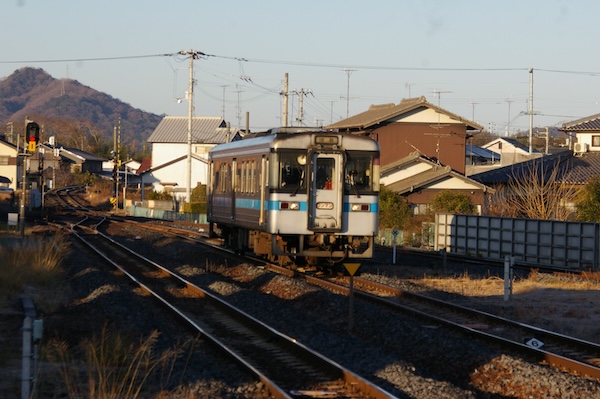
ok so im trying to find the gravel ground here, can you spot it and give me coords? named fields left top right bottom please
left=3, top=221, right=600, bottom=398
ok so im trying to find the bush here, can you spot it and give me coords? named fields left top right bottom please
left=182, top=202, right=206, bottom=214
left=378, top=186, right=412, bottom=229
left=430, top=190, right=476, bottom=214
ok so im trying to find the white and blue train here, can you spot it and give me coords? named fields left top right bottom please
left=207, top=129, right=380, bottom=266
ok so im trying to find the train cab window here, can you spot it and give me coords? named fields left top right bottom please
left=316, top=158, right=334, bottom=190
left=345, top=153, right=375, bottom=193
left=278, top=152, right=306, bottom=191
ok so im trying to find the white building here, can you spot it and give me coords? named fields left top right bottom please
left=142, top=116, right=240, bottom=202
left=0, top=137, right=18, bottom=190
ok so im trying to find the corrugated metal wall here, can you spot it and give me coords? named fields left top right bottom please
left=435, top=213, right=600, bottom=270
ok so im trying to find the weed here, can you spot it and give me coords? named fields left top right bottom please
left=42, top=326, right=195, bottom=398
left=0, top=234, right=70, bottom=305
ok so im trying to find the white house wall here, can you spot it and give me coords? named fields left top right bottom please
left=0, top=143, right=17, bottom=189
left=576, top=133, right=600, bottom=152
left=427, top=177, right=481, bottom=190
left=389, top=108, right=462, bottom=124
left=380, top=162, right=433, bottom=186
left=152, top=143, right=214, bottom=166
left=145, top=157, right=208, bottom=201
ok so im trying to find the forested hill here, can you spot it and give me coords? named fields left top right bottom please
left=0, top=67, right=162, bottom=156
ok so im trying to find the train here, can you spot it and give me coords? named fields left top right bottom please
left=207, top=128, right=380, bottom=267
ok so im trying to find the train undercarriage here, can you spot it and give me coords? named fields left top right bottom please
left=214, top=224, right=373, bottom=268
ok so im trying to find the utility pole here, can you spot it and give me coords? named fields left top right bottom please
left=505, top=99, right=513, bottom=137
left=470, top=101, right=478, bottom=121
left=405, top=82, right=415, bottom=98
left=20, top=116, right=32, bottom=238
left=179, top=49, right=203, bottom=203
left=528, top=68, right=534, bottom=154
left=343, top=68, right=356, bottom=118
left=282, top=73, right=289, bottom=127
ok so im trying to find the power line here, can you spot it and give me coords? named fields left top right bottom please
left=4, top=51, right=600, bottom=78
left=0, top=53, right=179, bottom=64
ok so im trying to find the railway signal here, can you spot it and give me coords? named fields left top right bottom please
left=26, top=121, right=40, bottom=153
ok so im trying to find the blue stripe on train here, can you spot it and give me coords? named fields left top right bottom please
left=235, top=198, right=377, bottom=212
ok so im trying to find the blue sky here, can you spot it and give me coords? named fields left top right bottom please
left=2, top=0, right=600, bottom=134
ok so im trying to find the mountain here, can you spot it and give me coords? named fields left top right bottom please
left=0, top=67, right=163, bottom=155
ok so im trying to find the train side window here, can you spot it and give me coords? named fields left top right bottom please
left=250, top=160, right=255, bottom=193
left=235, top=160, right=241, bottom=193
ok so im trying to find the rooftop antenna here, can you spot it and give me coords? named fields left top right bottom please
left=432, top=89, right=452, bottom=107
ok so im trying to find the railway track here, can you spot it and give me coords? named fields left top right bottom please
left=310, top=274, right=600, bottom=380
left=69, top=215, right=397, bottom=399
left=67, top=208, right=600, bottom=383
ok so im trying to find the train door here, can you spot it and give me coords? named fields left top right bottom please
left=308, top=153, right=343, bottom=231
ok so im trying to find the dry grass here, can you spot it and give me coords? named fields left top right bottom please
left=415, top=269, right=600, bottom=297
left=42, top=327, right=195, bottom=399
left=0, top=233, right=70, bottom=307
left=412, top=269, right=600, bottom=342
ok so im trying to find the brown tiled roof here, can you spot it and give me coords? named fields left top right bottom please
left=326, top=96, right=482, bottom=131
left=560, top=113, right=600, bottom=132
left=137, top=158, right=152, bottom=174
left=382, top=151, right=493, bottom=194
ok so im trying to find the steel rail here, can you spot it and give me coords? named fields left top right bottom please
left=71, top=217, right=397, bottom=399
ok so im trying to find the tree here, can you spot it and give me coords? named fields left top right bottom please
left=576, top=177, right=600, bottom=222
left=488, top=157, right=578, bottom=220
left=430, top=190, right=476, bottom=214
left=378, top=186, right=412, bottom=229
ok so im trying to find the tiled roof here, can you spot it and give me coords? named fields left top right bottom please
left=147, top=116, right=236, bottom=144
left=326, top=96, right=482, bottom=131
left=470, top=150, right=577, bottom=185
left=560, top=113, right=600, bottom=132
left=137, top=158, right=152, bottom=174
left=61, top=147, right=107, bottom=162
left=382, top=152, right=493, bottom=194
left=562, top=152, right=600, bottom=184
left=466, top=144, right=499, bottom=160
left=483, top=137, right=539, bottom=154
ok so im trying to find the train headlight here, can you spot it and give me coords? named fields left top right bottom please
left=351, top=203, right=370, bottom=212
left=316, top=202, right=334, bottom=210
left=280, top=201, right=300, bottom=210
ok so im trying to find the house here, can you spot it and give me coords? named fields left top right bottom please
left=560, top=113, right=600, bottom=154
left=557, top=113, right=600, bottom=194
left=327, top=96, right=482, bottom=175
left=58, top=146, right=106, bottom=174
left=465, top=143, right=501, bottom=175
left=381, top=152, right=494, bottom=215
left=482, top=137, right=542, bottom=167
left=0, top=136, right=18, bottom=190
left=143, top=116, right=241, bottom=201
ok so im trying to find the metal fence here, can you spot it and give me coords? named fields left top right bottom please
left=127, top=205, right=207, bottom=225
left=435, top=213, right=600, bottom=271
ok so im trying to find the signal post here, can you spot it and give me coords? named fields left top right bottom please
left=20, top=120, right=40, bottom=237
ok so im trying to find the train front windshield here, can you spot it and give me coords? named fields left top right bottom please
left=344, top=152, right=377, bottom=193
left=278, top=152, right=307, bottom=190
left=276, top=150, right=378, bottom=194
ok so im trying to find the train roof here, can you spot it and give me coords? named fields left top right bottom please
left=208, top=131, right=379, bottom=159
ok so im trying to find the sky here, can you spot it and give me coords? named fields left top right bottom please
left=2, top=0, right=600, bottom=135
